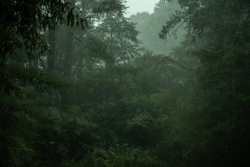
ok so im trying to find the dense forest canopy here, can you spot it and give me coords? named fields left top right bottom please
left=1, top=0, right=250, bottom=167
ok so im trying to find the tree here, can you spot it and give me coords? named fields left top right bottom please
left=0, top=0, right=70, bottom=60
left=130, top=0, right=186, bottom=55
left=0, top=0, right=126, bottom=166
left=92, top=15, right=141, bottom=65
left=159, top=0, right=250, bottom=166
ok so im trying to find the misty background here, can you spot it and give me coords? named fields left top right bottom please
left=1, top=0, right=250, bottom=167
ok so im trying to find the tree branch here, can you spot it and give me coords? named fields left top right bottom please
left=158, top=54, right=196, bottom=71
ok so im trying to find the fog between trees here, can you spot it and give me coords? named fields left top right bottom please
left=1, top=0, right=250, bottom=166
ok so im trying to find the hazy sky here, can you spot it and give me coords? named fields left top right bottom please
left=125, top=0, right=160, bottom=16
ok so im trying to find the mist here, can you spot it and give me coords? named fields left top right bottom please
left=1, top=0, right=250, bottom=166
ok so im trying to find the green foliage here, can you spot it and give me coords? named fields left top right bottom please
left=159, top=0, right=250, bottom=166
left=0, top=63, right=69, bottom=96
left=0, top=0, right=70, bottom=60
left=81, top=144, right=163, bottom=167
left=3, top=0, right=250, bottom=167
